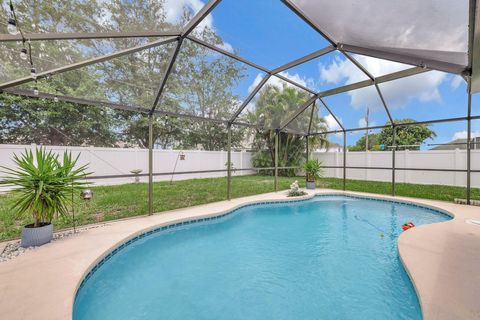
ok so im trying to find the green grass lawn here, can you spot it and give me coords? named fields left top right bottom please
left=0, top=175, right=478, bottom=241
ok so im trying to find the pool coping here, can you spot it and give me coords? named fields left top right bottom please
left=0, top=189, right=479, bottom=319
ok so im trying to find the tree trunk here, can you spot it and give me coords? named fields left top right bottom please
left=34, top=212, right=41, bottom=228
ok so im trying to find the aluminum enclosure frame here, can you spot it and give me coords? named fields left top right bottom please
left=0, top=0, right=478, bottom=207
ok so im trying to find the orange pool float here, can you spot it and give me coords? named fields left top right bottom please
left=402, top=222, right=415, bottom=231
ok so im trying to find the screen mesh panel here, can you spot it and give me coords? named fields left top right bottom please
left=288, top=0, right=468, bottom=68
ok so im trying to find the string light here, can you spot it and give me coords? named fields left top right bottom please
left=54, top=90, right=59, bottom=102
left=7, top=18, right=18, bottom=35
left=30, top=67, right=36, bottom=79
left=20, top=47, right=27, bottom=60
left=33, top=86, right=39, bottom=96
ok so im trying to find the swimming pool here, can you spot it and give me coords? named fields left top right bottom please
left=73, top=195, right=451, bottom=320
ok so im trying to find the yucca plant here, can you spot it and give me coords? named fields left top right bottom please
left=304, top=159, right=323, bottom=183
left=0, top=147, right=90, bottom=228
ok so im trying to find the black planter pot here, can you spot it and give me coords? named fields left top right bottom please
left=21, top=222, right=53, bottom=248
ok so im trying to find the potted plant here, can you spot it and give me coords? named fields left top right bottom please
left=0, top=147, right=89, bottom=247
left=304, top=159, right=323, bottom=189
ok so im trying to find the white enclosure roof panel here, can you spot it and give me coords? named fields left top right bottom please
left=288, top=0, right=469, bottom=68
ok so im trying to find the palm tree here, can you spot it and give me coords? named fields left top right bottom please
left=246, top=85, right=328, bottom=176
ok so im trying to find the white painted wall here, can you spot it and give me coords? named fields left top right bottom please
left=312, top=150, right=480, bottom=187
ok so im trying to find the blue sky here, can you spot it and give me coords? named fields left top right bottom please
left=180, top=0, right=480, bottom=148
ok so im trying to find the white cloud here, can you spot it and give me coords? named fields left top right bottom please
left=164, top=0, right=233, bottom=53
left=217, top=42, right=234, bottom=53
left=325, top=114, right=342, bottom=131
left=358, top=118, right=376, bottom=128
left=278, top=72, right=315, bottom=89
left=319, top=54, right=448, bottom=111
left=164, top=0, right=210, bottom=28
left=450, top=75, right=464, bottom=90
left=248, top=73, right=263, bottom=94
left=319, top=55, right=365, bottom=84
left=452, top=131, right=480, bottom=140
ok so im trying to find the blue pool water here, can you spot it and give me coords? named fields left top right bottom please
left=73, top=195, right=451, bottom=320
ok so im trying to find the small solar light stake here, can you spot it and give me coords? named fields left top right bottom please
left=33, top=86, right=39, bottom=96
left=179, top=152, right=186, bottom=160
left=80, top=189, right=93, bottom=200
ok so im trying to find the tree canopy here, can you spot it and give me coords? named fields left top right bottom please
left=348, top=133, right=380, bottom=151
left=0, top=2, right=246, bottom=150
left=379, top=119, right=436, bottom=150
left=348, top=119, right=436, bottom=151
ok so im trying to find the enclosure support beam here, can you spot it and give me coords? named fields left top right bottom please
left=343, top=132, right=346, bottom=191
left=341, top=52, right=395, bottom=126
left=374, top=83, right=394, bottom=125
left=339, top=43, right=467, bottom=76
left=150, top=39, right=183, bottom=115
left=187, top=35, right=317, bottom=95
left=2, top=88, right=265, bottom=129
left=392, top=126, right=397, bottom=196
left=467, top=89, right=472, bottom=205
left=317, top=67, right=428, bottom=98
left=187, top=36, right=269, bottom=73
left=279, top=95, right=318, bottom=131
left=318, top=97, right=345, bottom=131
left=305, top=101, right=316, bottom=162
left=0, top=36, right=179, bottom=91
left=148, top=114, right=154, bottom=215
left=230, top=74, right=271, bottom=123
left=227, top=123, right=232, bottom=200
left=271, top=46, right=335, bottom=74
left=181, top=0, right=222, bottom=37
left=307, top=101, right=316, bottom=135
left=306, top=136, right=309, bottom=161
left=0, top=31, right=181, bottom=42
left=275, top=131, right=279, bottom=192
left=310, top=115, right=480, bottom=136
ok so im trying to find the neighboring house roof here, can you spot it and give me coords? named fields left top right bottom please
left=430, top=139, right=467, bottom=150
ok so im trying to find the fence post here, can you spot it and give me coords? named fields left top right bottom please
left=365, top=151, right=369, bottom=181
left=148, top=114, right=154, bottom=215
left=454, top=148, right=460, bottom=186
left=227, top=123, right=232, bottom=200
left=239, top=149, right=244, bottom=176
left=404, top=149, right=409, bottom=183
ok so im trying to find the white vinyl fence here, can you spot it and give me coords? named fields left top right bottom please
left=1, top=144, right=478, bottom=190
left=0, top=144, right=254, bottom=189
left=313, top=149, right=480, bottom=188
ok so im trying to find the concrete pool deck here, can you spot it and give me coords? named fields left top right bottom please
left=0, top=189, right=479, bottom=320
